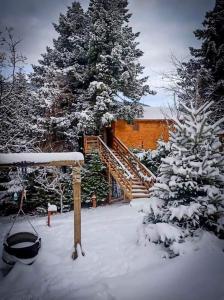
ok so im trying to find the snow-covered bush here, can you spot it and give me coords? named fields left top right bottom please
left=0, top=166, right=73, bottom=215
left=140, top=140, right=171, bottom=175
left=81, top=153, right=110, bottom=205
left=141, top=101, right=224, bottom=256
left=33, top=167, right=72, bottom=213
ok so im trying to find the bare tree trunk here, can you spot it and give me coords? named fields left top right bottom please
left=60, top=193, right=63, bottom=214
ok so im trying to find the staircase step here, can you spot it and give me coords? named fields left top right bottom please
left=132, top=191, right=149, bottom=195
left=132, top=180, right=142, bottom=184
left=132, top=189, right=148, bottom=193
left=132, top=185, right=146, bottom=189
left=110, top=145, right=152, bottom=200
left=132, top=193, right=150, bottom=199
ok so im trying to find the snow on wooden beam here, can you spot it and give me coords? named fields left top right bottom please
left=0, top=152, right=84, bottom=168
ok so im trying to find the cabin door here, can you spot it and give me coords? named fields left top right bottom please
left=105, top=127, right=113, bottom=148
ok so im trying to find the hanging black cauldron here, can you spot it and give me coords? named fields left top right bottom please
left=2, top=232, right=41, bottom=265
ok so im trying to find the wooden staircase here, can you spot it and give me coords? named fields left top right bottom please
left=84, top=135, right=155, bottom=201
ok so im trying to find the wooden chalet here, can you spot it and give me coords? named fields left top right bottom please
left=84, top=106, right=172, bottom=201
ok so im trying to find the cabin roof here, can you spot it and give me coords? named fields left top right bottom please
left=137, top=106, right=173, bottom=120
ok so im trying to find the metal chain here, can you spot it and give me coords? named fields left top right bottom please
left=6, top=173, right=39, bottom=238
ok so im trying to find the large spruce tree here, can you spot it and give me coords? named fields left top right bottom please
left=31, top=2, right=89, bottom=151
left=177, top=0, right=224, bottom=125
left=83, top=0, right=152, bottom=130
left=32, top=0, right=153, bottom=147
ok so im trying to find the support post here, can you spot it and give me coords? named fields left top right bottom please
left=91, top=193, right=97, bottom=208
left=47, top=211, right=51, bottom=227
left=108, top=166, right=112, bottom=204
left=72, top=166, right=84, bottom=259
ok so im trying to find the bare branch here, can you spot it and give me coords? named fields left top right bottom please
left=0, top=28, right=26, bottom=103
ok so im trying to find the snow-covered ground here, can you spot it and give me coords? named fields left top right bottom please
left=0, top=202, right=224, bottom=300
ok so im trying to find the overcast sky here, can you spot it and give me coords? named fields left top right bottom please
left=0, top=0, right=215, bottom=106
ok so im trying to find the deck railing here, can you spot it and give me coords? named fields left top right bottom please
left=97, top=137, right=133, bottom=200
left=83, top=134, right=156, bottom=199
left=112, top=136, right=156, bottom=189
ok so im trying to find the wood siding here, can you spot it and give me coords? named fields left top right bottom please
left=112, top=119, right=170, bottom=150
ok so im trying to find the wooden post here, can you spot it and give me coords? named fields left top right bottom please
left=47, top=211, right=51, bottom=227
left=123, top=191, right=126, bottom=202
left=108, top=166, right=112, bottom=204
left=72, top=166, right=84, bottom=259
left=91, top=193, right=97, bottom=208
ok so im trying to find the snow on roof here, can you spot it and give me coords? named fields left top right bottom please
left=137, top=107, right=173, bottom=120
left=0, top=152, right=84, bottom=166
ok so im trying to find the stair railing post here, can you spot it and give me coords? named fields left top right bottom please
left=108, top=165, right=112, bottom=204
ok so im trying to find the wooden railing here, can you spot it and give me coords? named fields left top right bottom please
left=112, top=136, right=156, bottom=189
left=97, top=137, right=133, bottom=200
left=83, top=135, right=155, bottom=199
left=84, top=135, right=98, bottom=154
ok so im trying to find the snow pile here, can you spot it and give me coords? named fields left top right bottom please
left=130, top=198, right=151, bottom=211
left=131, top=197, right=163, bottom=215
left=48, top=203, right=57, bottom=212
left=142, top=222, right=183, bottom=244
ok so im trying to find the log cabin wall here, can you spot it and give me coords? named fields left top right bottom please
left=111, top=119, right=171, bottom=150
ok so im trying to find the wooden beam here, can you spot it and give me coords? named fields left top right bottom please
left=72, top=166, right=84, bottom=259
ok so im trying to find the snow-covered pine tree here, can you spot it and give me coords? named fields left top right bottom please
left=0, top=29, right=42, bottom=153
left=31, top=1, right=89, bottom=151
left=32, top=0, right=154, bottom=145
left=176, top=0, right=224, bottom=126
left=81, top=153, right=110, bottom=205
left=82, top=0, right=153, bottom=131
left=0, top=30, right=45, bottom=212
left=141, top=101, right=224, bottom=256
left=0, top=72, right=44, bottom=153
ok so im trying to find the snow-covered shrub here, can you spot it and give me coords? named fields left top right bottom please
left=81, top=153, right=110, bottom=205
left=33, top=167, right=72, bottom=213
left=141, top=101, right=224, bottom=256
left=140, top=140, right=171, bottom=175
left=0, top=166, right=73, bottom=215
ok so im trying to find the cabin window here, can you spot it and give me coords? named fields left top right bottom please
left=133, top=122, right=139, bottom=131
